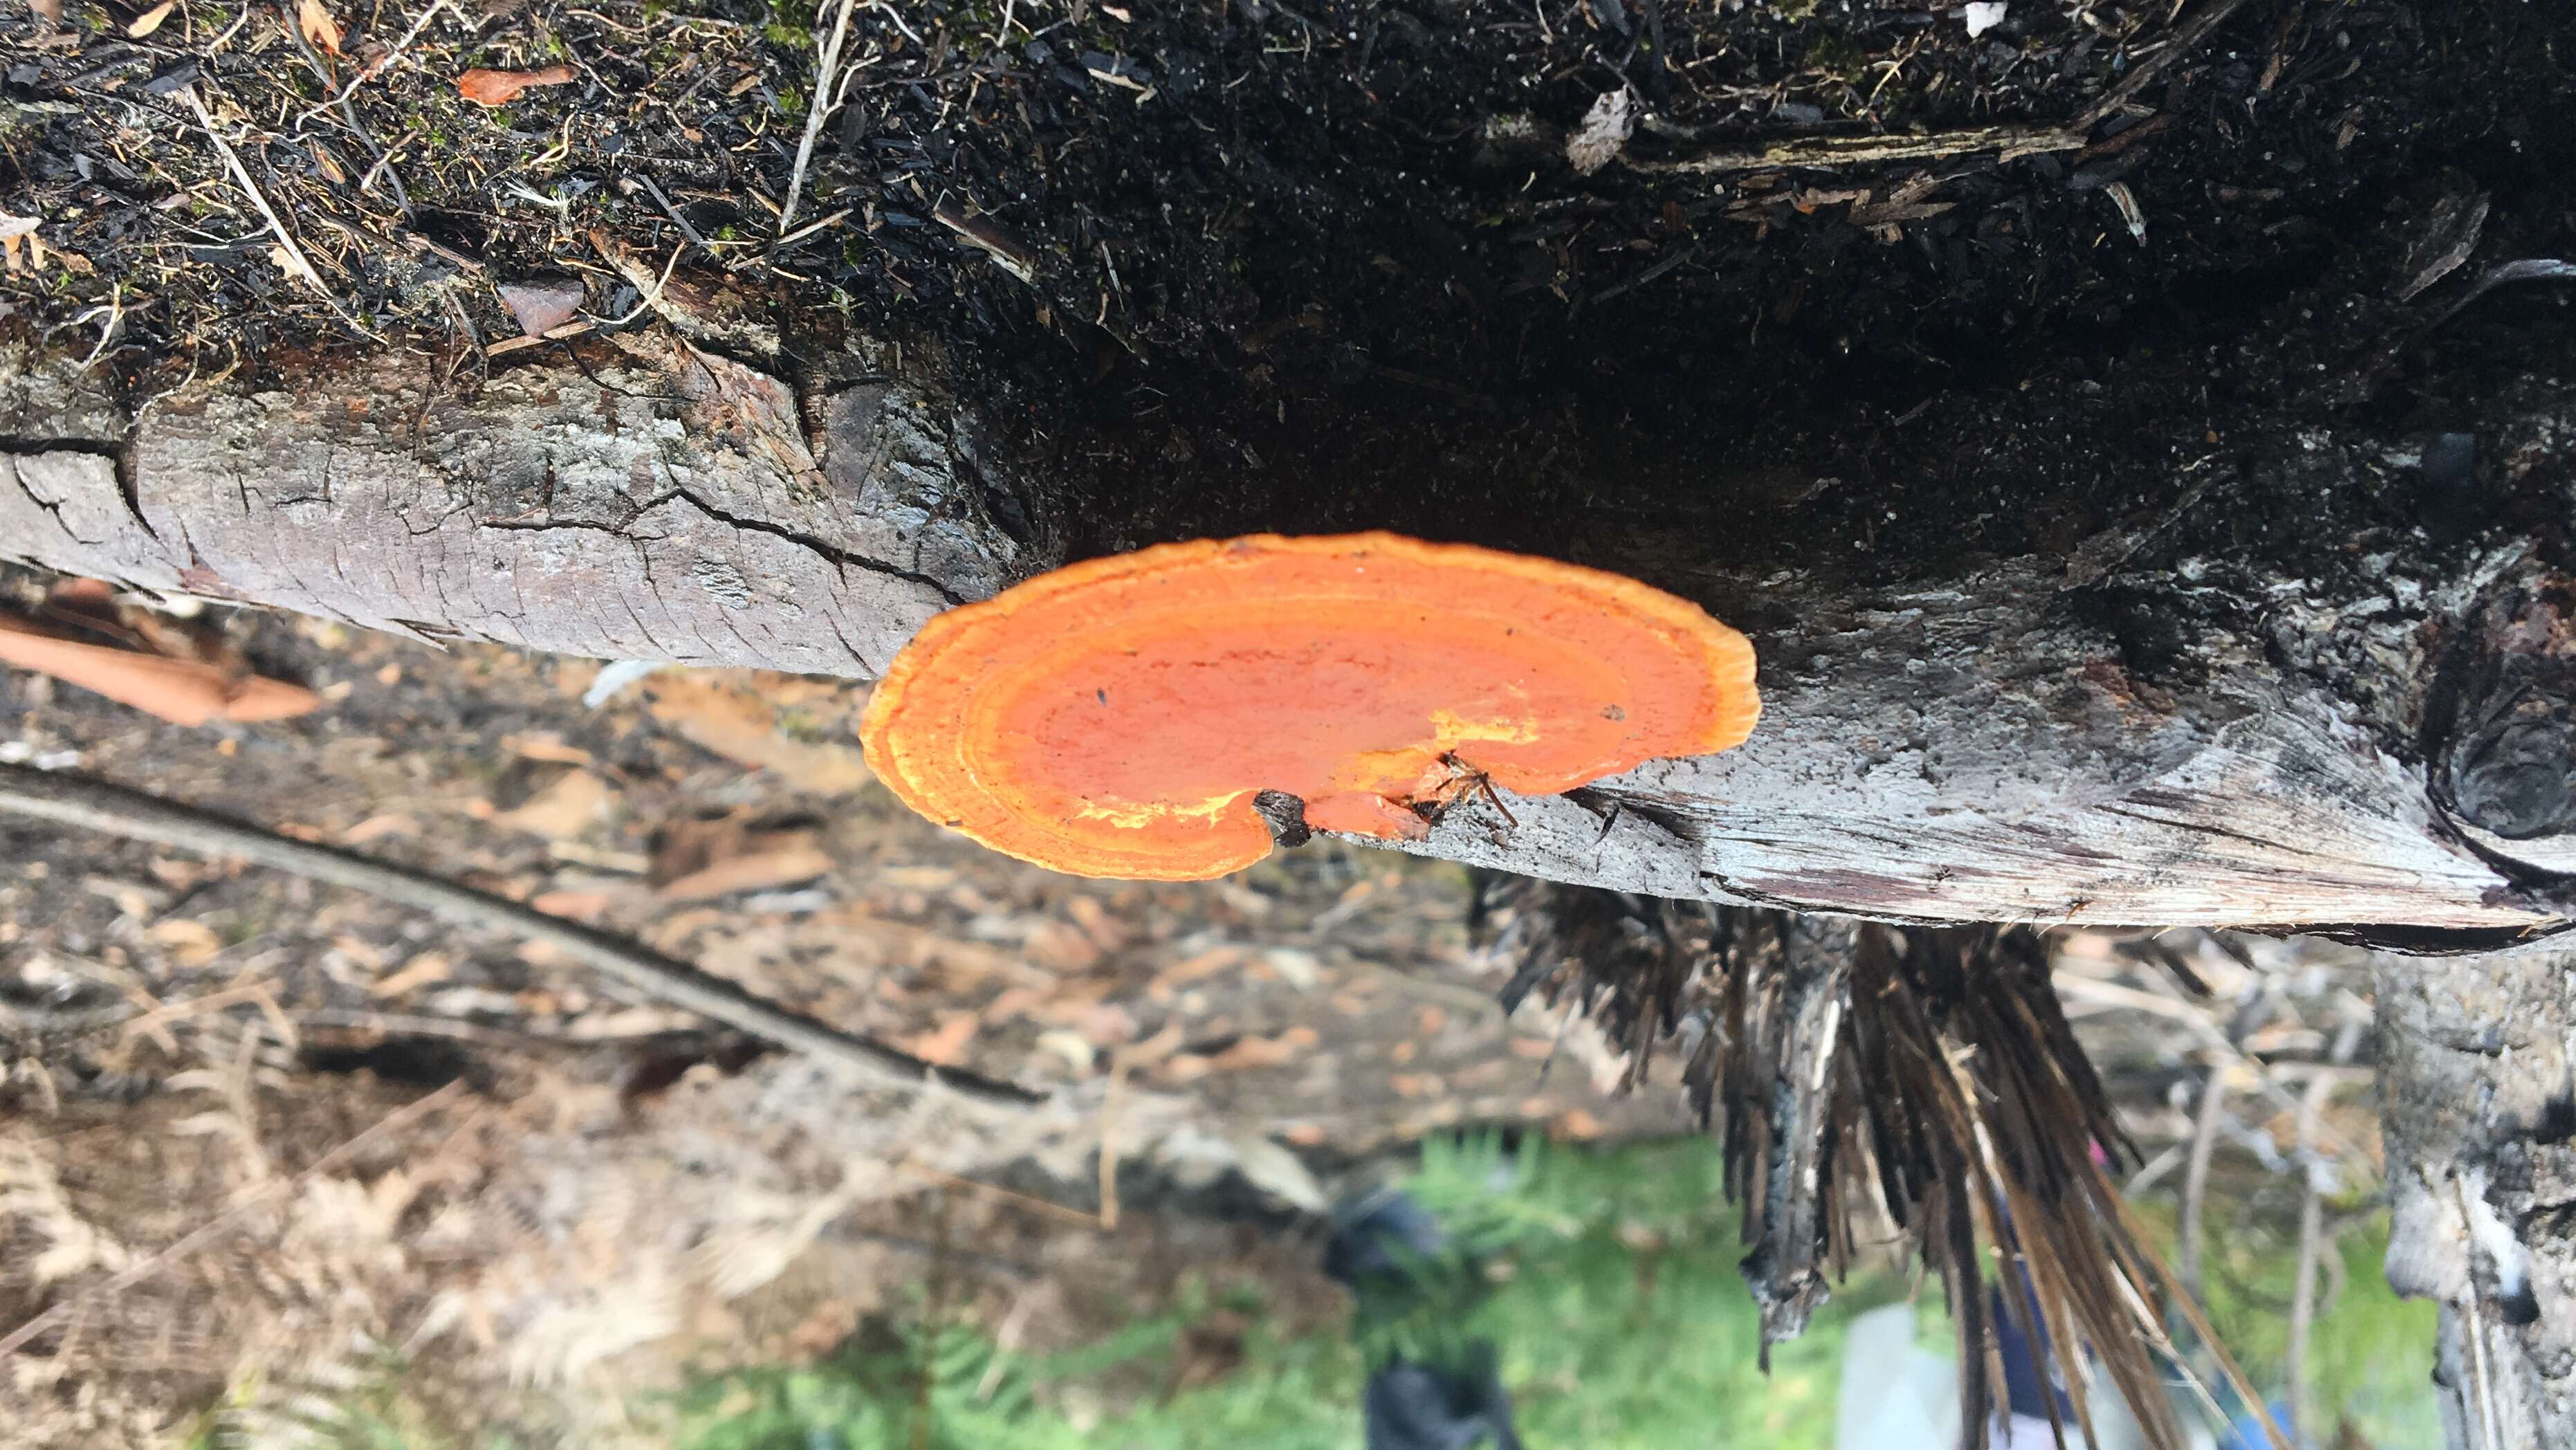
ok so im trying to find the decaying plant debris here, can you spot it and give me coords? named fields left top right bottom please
left=0, top=0, right=2562, bottom=585
left=1484, top=879, right=2290, bottom=1450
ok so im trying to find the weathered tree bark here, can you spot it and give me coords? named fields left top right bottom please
left=5, top=327, right=2568, bottom=943
left=0, top=333, right=1043, bottom=680
left=2379, top=940, right=2576, bottom=1444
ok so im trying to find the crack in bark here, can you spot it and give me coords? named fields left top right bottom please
left=661, top=481, right=970, bottom=609
left=2094, top=803, right=2353, bottom=865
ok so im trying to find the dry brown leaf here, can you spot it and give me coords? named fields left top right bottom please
left=457, top=64, right=577, bottom=107
left=0, top=615, right=319, bottom=726
left=297, top=0, right=343, bottom=53
left=1152, top=947, right=1246, bottom=994
left=650, top=810, right=834, bottom=902
left=495, top=277, right=586, bottom=338
left=369, top=952, right=453, bottom=999
left=500, top=731, right=594, bottom=766
left=901, top=1011, right=981, bottom=1066
left=1033, top=1029, right=1098, bottom=1074
left=1161, top=1029, right=1314, bottom=1081
left=340, top=813, right=418, bottom=845
left=0, top=213, right=49, bottom=274
left=641, top=672, right=872, bottom=796
left=1024, top=920, right=1104, bottom=972
left=492, top=770, right=612, bottom=841
left=147, top=919, right=223, bottom=969
left=1552, top=1108, right=1606, bottom=1139
left=656, top=845, right=832, bottom=903
left=125, top=0, right=174, bottom=37
left=528, top=888, right=616, bottom=921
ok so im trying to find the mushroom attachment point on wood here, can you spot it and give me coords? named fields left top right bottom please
left=858, top=532, right=1760, bottom=880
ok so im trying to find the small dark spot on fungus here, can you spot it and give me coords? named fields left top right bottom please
left=861, top=532, right=1759, bottom=879
left=1253, top=789, right=1312, bottom=847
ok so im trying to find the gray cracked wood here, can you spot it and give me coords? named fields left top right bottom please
left=0, top=333, right=1045, bottom=678
left=1389, top=544, right=2561, bottom=936
left=2378, top=939, right=2576, bottom=1447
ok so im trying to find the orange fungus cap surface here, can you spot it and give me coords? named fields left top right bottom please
left=859, top=533, right=1760, bottom=880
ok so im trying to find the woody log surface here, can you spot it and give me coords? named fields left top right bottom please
left=6, top=331, right=2568, bottom=943
left=0, top=1, right=2570, bottom=945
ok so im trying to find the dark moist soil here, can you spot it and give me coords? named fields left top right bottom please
left=1, top=1, right=2572, bottom=612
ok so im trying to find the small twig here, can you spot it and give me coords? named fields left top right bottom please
left=1590, top=242, right=1696, bottom=304
left=484, top=320, right=596, bottom=357
left=0, top=1079, right=468, bottom=1359
left=1626, top=124, right=2080, bottom=177
left=2073, top=0, right=2255, bottom=133
left=631, top=174, right=711, bottom=255
left=362, top=129, right=423, bottom=201
left=179, top=86, right=363, bottom=333
left=2178, top=1063, right=2228, bottom=1301
left=2131, top=965, right=2376, bottom=1173
left=0, top=762, right=1043, bottom=1108
left=932, top=199, right=1038, bottom=282
left=2284, top=1065, right=2335, bottom=1446
left=1099, top=1045, right=1132, bottom=1231
left=589, top=237, right=686, bottom=326
left=2454, top=1175, right=2503, bottom=1450
left=779, top=0, right=861, bottom=237
left=68, top=285, right=122, bottom=369
left=2427, top=257, right=2576, bottom=332
left=274, top=0, right=412, bottom=221
left=773, top=206, right=853, bottom=250
left=294, top=0, right=457, bottom=122
left=870, top=0, right=927, bottom=47
left=895, top=1159, right=1102, bottom=1230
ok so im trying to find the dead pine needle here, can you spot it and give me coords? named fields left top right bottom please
left=895, top=1159, right=1105, bottom=1231
left=179, top=86, right=365, bottom=334
left=778, top=0, right=861, bottom=238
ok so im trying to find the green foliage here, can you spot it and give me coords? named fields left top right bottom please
left=255, top=1134, right=2447, bottom=1450
left=674, top=1310, right=1360, bottom=1450
left=2195, top=1221, right=2445, bottom=1447
left=181, top=1350, right=523, bottom=1450
left=1402, top=1133, right=1871, bottom=1449
left=674, top=1321, right=1047, bottom=1450
left=674, top=1133, right=1876, bottom=1450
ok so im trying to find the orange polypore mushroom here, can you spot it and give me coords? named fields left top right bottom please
left=860, top=532, right=1759, bottom=880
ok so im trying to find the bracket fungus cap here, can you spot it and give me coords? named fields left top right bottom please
left=860, top=532, right=1759, bottom=880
